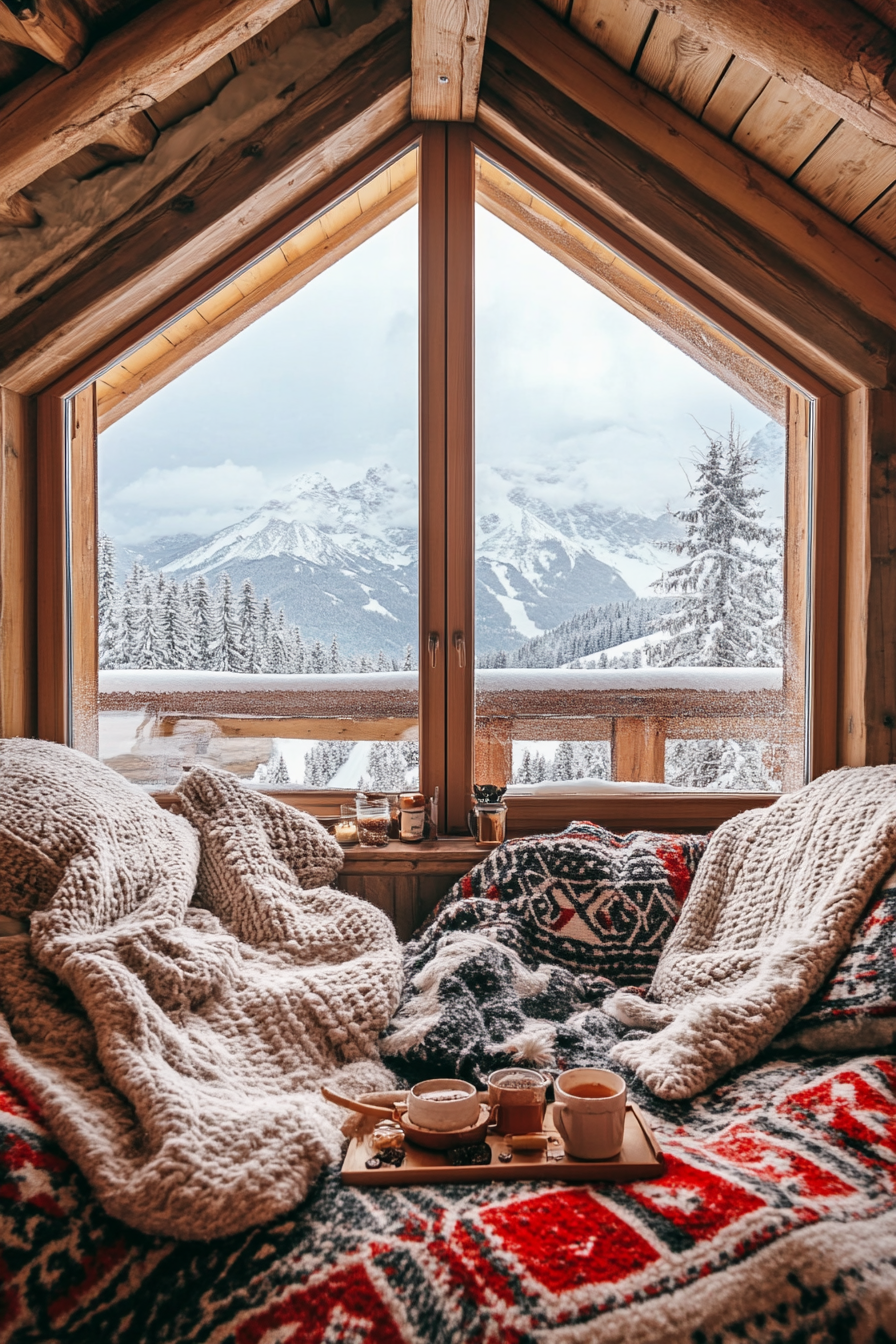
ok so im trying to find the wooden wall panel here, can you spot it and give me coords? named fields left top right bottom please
left=69, top=383, right=97, bottom=756
left=0, top=387, right=36, bottom=738
left=337, top=872, right=454, bottom=940
left=840, top=386, right=896, bottom=767
left=36, top=393, right=68, bottom=744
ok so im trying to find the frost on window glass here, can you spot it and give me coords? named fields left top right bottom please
left=96, top=177, right=419, bottom=790
left=473, top=173, right=797, bottom=795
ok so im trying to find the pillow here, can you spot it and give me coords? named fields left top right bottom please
left=778, top=865, right=896, bottom=1053
left=450, top=820, right=708, bottom=982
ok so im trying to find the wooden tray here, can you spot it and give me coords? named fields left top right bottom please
left=341, top=1095, right=664, bottom=1187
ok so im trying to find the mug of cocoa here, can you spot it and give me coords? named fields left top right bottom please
left=487, top=1067, right=551, bottom=1135
left=553, top=1067, right=626, bottom=1160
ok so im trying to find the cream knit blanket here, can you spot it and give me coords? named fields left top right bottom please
left=0, top=740, right=402, bottom=1239
left=606, top=766, right=896, bottom=1099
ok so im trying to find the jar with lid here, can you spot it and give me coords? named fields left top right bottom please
left=399, top=793, right=426, bottom=844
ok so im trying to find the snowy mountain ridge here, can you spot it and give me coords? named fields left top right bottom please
left=112, top=420, right=784, bottom=655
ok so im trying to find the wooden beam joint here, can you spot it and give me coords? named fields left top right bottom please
left=0, top=0, right=88, bottom=70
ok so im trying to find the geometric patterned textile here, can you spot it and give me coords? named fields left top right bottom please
left=446, top=822, right=708, bottom=977
left=381, top=824, right=707, bottom=1085
left=3, top=1052, right=895, bottom=1344
left=781, top=864, right=896, bottom=1053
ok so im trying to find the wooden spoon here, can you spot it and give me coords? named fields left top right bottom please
left=320, top=1086, right=397, bottom=1119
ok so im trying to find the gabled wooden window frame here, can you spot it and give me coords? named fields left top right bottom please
left=32, top=120, right=844, bottom=836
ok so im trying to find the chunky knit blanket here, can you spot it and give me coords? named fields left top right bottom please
left=0, top=740, right=402, bottom=1240
left=607, top=766, right=896, bottom=1099
left=381, top=823, right=707, bottom=1084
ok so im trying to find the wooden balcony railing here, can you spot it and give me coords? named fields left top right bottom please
left=99, top=666, right=793, bottom=788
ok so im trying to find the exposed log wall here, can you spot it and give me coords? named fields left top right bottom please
left=0, top=19, right=413, bottom=393
left=0, top=387, right=36, bottom=738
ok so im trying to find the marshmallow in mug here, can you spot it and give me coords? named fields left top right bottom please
left=406, top=1078, right=480, bottom=1132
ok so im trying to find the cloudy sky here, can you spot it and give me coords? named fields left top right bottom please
left=99, top=201, right=772, bottom=544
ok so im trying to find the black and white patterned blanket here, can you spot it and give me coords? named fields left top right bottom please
left=380, top=822, right=707, bottom=1085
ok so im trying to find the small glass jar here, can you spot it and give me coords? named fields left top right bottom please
left=356, top=799, right=391, bottom=847
left=475, top=803, right=507, bottom=845
left=399, top=792, right=426, bottom=844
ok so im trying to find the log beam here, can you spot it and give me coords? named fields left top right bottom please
left=0, top=190, right=40, bottom=233
left=0, top=0, right=88, bottom=71
left=411, top=0, right=489, bottom=120
left=0, top=20, right=412, bottom=393
left=481, top=0, right=896, bottom=391
left=638, top=0, right=896, bottom=148
left=0, top=0, right=328, bottom=202
left=611, top=716, right=666, bottom=783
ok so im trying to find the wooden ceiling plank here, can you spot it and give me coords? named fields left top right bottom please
left=854, top=181, right=896, bottom=252
left=634, top=12, right=731, bottom=118
left=0, top=0, right=88, bottom=71
left=732, top=77, right=840, bottom=179
left=280, top=217, right=328, bottom=262
left=0, top=0, right=324, bottom=201
left=701, top=55, right=770, bottom=137
left=229, top=0, right=320, bottom=74
left=793, top=121, right=896, bottom=221
left=485, top=0, right=896, bottom=339
left=479, top=10, right=896, bottom=389
left=96, top=168, right=417, bottom=429
left=626, top=0, right=896, bottom=147
left=569, top=0, right=653, bottom=72
left=536, top=0, right=573, bottom=17
left=410, top=0, right=489, bottom=121
left=144, top=55, right=235, bottom=133
left=0, top=20, right=412, bottom=392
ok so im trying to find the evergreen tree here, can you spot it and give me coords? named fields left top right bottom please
left=258, top=597, right=274, bottom=672
left=270, top=610, right=289, bottom=673
left=310, top=639, right=327, bottom=674
left=98, top=534, right=119, bottom=670
left=329, top=634, right=343, bottom=673
left=650, top=422, right=781, bottom=668
left=192, top=574, right=216, bottom=670
left=239, top=579, right=261, bottom=673
left=403, top=644, right=414, bottom=672
left=159, top=579, right=192, bottom=669
left=212, top=572, right=244, bottom=672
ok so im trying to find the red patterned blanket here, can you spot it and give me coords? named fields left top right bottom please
left=3, top=1052, right=895, bottom=1343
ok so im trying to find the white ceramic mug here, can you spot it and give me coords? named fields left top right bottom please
left=553, top=1067, right=627, bottom=1160
left=406, top=1078, right=480, bottom=1132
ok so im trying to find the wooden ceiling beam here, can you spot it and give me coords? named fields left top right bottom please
left=0, top=0, right=88, bottom=71
left=0, top=0, right=324, bottom=201
left=635, top=0, right=896, bottom=147
left=482, top=0, right=896, bottom=389
left=0, top=20, right=412, bottom=392
left=411, top=0, right=489, bottom=120
left=0, top=189, right=40, bottom=233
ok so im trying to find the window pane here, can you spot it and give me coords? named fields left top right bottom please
left=96, top=155, right=419, bottom=790
left=474, top=158, right=802, bottom=794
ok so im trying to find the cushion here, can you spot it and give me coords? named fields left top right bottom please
left=438, top=821, right=707, bottom=981
left=779, top=864, right=896, bottom=1053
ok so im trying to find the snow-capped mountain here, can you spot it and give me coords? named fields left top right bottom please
left=112, top=420, right=784, bottom=655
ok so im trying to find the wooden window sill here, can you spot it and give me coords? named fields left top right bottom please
left=338, top=836, right=491, bottom=875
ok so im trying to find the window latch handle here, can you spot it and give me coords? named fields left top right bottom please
left=428, top=632, right=440, bottom=668
left=453, top=631, right=466, bottom=669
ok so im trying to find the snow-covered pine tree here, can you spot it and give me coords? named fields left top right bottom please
left=650, top=421, right=781, bottom=669
left=211, top=573, right=244, bottom=672
left=552, top=741, right=576, bottom=782
left=239, top=579, right=261, bottom=673
left=403, top=644, right=414, bottom=671
left=329, top=635, right=342, bottom=673
left=515, top=749, right=533, bottom=784
left=270, top=610, right=289, bottom=674
left=376, top=649, right=388, bottom=672
left=258, top=597, right=274, bottom=672
left=309, top=640, right=326, bottom=674
left=98, top=534, right=120, bottom=669
left=191, top=575, right=216, bottom=670
left=158, top=579, right=192, bottom=669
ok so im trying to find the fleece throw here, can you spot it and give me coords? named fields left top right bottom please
left=0, top=740, right=402, bottom=1240
left=607, top=765, right=896, bottom=1099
